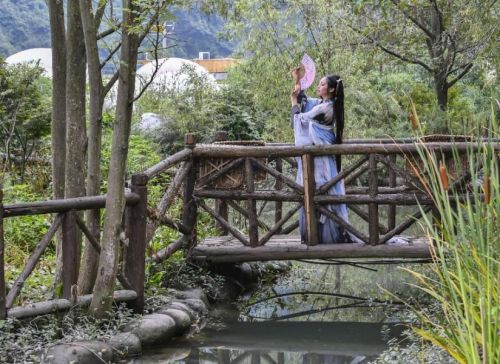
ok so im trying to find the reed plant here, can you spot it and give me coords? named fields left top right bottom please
left=406, top=135, right=499, bottom=364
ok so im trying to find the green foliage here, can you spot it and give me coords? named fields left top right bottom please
left=0, top=61, right=51, bottom=180
left=405, top=138, right=500, bottom=363
left=135, top=65, right=267, bottom=154
left=0, top=305, right=136, bottom=363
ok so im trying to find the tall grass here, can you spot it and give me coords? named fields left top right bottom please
left=407, top=137, right=499, bottom=364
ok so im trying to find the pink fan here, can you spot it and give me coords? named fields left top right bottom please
left=299, top=53, right=316, bottom=90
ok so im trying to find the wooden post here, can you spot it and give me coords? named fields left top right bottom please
left=275, top=158, right=283, bottom=234
left=0, top=186, right=5, bottom=319
left=388, top=154, right=397, bottom=230
left=246, top=158, right=259, bottom=246
left=182, top=133, right=198, bottom=249
left=62, top=210, right=79, bottom=299
left=214, top=131, right=228, bottom=235
left=124, top=173, right=148, bottom=313
left=302, top=154, right=318, bottom=245
left=368, top=154, right=379, bottom=245
left=251, top=353, right=261, bottom=364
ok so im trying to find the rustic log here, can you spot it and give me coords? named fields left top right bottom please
left=6, top=215, right=63, bottom=309
left=378, top=206, right=433, bottom=244
left=314, top=193, right=436, bottom=205
left=345, top=186, right=416, bottom=194
left=388, top=155, right=397, bottom=230
left=147, top=208, right=191, bottom=235
left=195, top=190, right=303, bottom=202
left=142, top=148, right=192, bottom=179
left=146, top=161, right=192, bottom=243
left=7, top=290, right=137, bottom=319
left=182, top=158, right=198, bottom=248
left=0, top=188, right=5, bottom=319
left=215, top=199, right=229, bottom=235
left=246, top=158, right=259, bottom=246
left=62, top=210, right=79, bottom=300
left=368, top=154, right=379, bottom=245
left=197, top=199, right=250, bottom=246
left=191, top=142, right=498, bottom=158
left=124, top=173, right=148, bottom=313
left=375, top=155, right=423, bottom=191
left=158, top=161, right=192, bottom=215
left=151, top=236, right=187, bottom=263
left=278, top=353, right=285, bottom=364
left=317, top=206, right=369, bottom=244
left=344, top=164, right=370, bottom=185
left=250, top=157, right=303, bottom=193
left=75, top=214, right=101, bottom=253
left=348, top=205, right=388, bottom=234
left=302, top=154, right=318, bottom=245
left=227, top=200, right=270, bottom=231
left=191, top=237, right=432, bottom=263
left=274, top=159, right=283, bottom=234
left=259, top=204, right=302, bottom=246
left=318, top=155, right=369, bottom=194
left=196, top=157, right=244, bottom=188
left=3, top=192, right=139, bottom=218
left=281, top=220, right=299, bottom=234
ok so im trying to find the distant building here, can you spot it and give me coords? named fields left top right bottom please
left=5, top=48, right=52, bottom=77
left=193, top=52, right=238, bottom=81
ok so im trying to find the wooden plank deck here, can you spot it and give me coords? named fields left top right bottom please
left=190, top=234, right=432, bottom=263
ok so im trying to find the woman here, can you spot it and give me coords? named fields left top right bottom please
left=290, top=70, right=352, bottom=244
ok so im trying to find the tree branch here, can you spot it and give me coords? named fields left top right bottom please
left=447, top=63, right=473, bottom=88
left=100, top=42, right=121, bottom=70
left=390, top=0, right=434, bottom=39
left=97, top=22, right=122, bottom=40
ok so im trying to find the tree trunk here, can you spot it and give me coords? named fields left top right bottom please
left=47, top=0, right=66, bottom=296
left=90, top=0, right=139, bottom=318
left=78, top=0, right=104, bottom=294
left=64, top=0, right=88, bottom=281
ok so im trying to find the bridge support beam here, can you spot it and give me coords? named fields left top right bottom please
left=302, top=154, right=318, bottom=245
left=368, top=154, right=379, bottom=245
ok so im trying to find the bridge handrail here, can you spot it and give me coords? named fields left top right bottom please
left=192, top=141, right=499, bottom=158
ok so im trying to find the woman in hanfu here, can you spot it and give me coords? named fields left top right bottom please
left=290, top=70, right=353, bottom=244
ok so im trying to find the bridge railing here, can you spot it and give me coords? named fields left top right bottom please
left=185, top=138, right=487, bottom=248
left=0, top=178, right=146, bottom=319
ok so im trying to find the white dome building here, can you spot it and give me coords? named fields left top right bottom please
left=5, top=48, right=53, bottom=77
left=135, top=57, right=218, bottom=93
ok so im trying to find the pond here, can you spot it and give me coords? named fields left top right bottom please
left=137, top=259, right=425, bottom=363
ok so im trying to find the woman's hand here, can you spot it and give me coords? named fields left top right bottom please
left=291, top=83, right=300, bottom=106
left=291, top=66, right=301, bottom=83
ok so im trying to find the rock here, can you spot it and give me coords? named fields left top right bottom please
left=45, top=340, right=112, bottom=364
left=179, top=298, right=208, bottom=316
left=123, top=313, right=176, bottom=347
left=173, top=288, right=208, bottom=305
left=159, top=308, right=192, bottom=334
left=107, top=332, right=141, bottom=360
left=166, top=301, right=198, bottom=320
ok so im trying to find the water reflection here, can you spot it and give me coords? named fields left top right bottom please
left=138, top=261, right=420, bottom=363
left=136, top=321, right=405, bottom=363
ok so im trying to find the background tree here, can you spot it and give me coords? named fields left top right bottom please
left=346, top=0, right=499, bottom=132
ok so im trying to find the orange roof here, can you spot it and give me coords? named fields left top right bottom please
left=193, top=58, right=239, bottom=73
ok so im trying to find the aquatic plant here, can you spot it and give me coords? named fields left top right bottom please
left=406, top=134, right=499, bottom=364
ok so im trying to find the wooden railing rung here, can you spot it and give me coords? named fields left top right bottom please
left=6, top=214, right=63, bottom=309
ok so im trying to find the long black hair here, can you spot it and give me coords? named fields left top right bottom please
left=326, top=74, right=344, bottom=172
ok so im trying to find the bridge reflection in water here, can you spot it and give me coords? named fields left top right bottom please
left=139, top=321, right=406, bottom=363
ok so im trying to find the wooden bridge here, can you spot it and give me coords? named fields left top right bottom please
left=0, top=135, right=495, bottom=318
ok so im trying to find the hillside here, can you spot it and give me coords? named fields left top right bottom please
left=0, top=1, right=234, bottom=59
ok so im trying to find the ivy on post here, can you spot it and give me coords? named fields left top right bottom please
left=182, top=133, right=198, bottom=250
left=124, top=173, right=148, bottom=313
left=0, top=186, right=5, bottom=319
